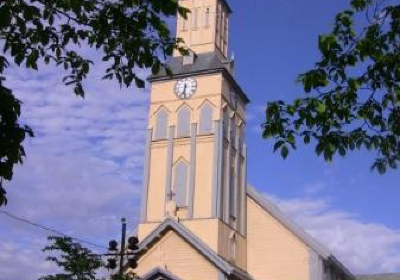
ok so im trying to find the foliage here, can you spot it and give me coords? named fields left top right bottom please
left=0, top=0, right=189, bottom=205
left=263, top=0, right=400, bottom=174
left=40, top=236, right=103, bottom=280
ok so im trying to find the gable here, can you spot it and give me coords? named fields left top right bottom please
left=135, top=230, right=219, bottom=280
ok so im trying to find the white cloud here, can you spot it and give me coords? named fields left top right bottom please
left=268, top=195, right=400, bottom=274
left=0, top=53, right=149, bottom=280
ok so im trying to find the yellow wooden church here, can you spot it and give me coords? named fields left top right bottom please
left=128, top=1, right=355, bottom=280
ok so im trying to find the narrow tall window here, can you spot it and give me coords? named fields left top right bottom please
left=199, top=103, right=213, bottom=134
left=173, top=160, right=189, bottom=207
left=220, top=10, right=225, bottom=48
left=205, top=7, right=210, bottom=27
left=223, top=110, right=229, bottom=139
left=177, top=105, right=191, bottom=137
left=229, top=159, right=236, bottom=219
left=216, top=3, right=221, bottom=46
left=154, top=108, right=168, bottom=140
left=223, top=12, right=229, bottom=54
left=193, top=8, right=199, bottom=29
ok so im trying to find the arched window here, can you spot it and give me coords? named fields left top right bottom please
left=154, top=108, right=168, bottom=140
left=177, top=105, right=191, bottom=138
left=173, top=160, right=189, bottom=207
left=199, top=102, right=213, bottom=134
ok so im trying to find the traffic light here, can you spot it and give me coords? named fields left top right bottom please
left=127, top=236, right=139, bottom=251
left=127, top=236, right=140, bottom=269
left=128, top=258, right=138, bottom=269
left=109, top=240, right=118, bottom=252
left=107, top=258, right=117, bottom=270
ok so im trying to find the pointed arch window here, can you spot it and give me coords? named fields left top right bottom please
left=154, top=108, right=168, bottom=140
left=173, top=160, right=189, bottom=207
left=177, top=105, right=191, bottom=138
left=199, top=102, right=213, bottom=134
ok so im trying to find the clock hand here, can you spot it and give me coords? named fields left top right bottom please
left=183, top=83, right=187, bottom=97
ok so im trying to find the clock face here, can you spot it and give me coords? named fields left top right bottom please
left=175, top=78, right=197, bottom=99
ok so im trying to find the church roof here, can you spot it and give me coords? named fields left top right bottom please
left=148, top=52, right=250, bottom=104
left=137, top=218, right=254, bottom=280
left=247, top=185, right=355, bottom=279
left=357, top=274, right=400, bottom=280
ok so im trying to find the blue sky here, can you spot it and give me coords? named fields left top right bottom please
left=231, top=0, right=400, bottom=229
left=1, top=0, right=400, bottom=279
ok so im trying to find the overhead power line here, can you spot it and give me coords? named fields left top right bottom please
left=0, top=210, right=108, bottom=250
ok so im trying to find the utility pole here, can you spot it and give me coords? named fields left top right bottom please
left=119, top=218, right=127, bottom=277
left=107, top=218, right=140, bottom=279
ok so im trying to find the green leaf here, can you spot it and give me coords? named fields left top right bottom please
left=274, top=140, right=285, bottom=152
left=281, top=145, right=289, bottom=159
left=316, top=102, right=326, bottom=114
left=0, top=4, right=11, bottom=28
left=135, top=77, right=145, bottom=88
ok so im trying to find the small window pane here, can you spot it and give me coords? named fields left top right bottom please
left=205, top=7, right=210, bottom=27
left=177, top=106, right=191, bottom=137
left=199, top=103, right=213, bottom=133
left=229, top=162, right=236, bottom=218
left=155, top=109, right=168, bottom=140
left=174, top=161, right=188, bottom=207
left=193, top=8, right=199, bottom=29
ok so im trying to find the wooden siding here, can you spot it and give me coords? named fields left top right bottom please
left=247, top=196, right=311, bottom=280
left=135, top=231, right=219, bottom=280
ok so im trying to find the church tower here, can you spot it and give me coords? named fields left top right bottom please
left=132, top=2, right=355, bottom=280
left=138, top=0, right=250, bottom=271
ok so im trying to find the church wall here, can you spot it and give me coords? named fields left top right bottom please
left=181, top=219, right=220, bottom=252
left=149, top=74, right=223, bottom=116
left=247, top=196, right=311, bottom=280
left=143, top=73, right=224, bottom=223
left=134, top=231, right=219, bottom=280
